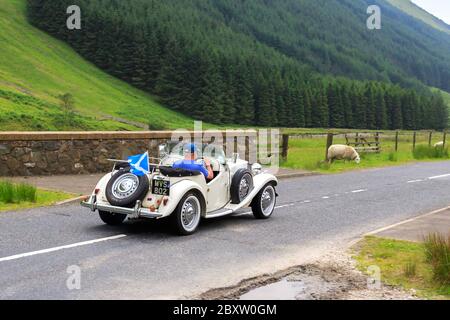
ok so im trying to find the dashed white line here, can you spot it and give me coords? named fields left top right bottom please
left=0, top=234, right=127, bottom=263
left=322, top=196, right=330, bottom=199
left=407, top=179, right=423, bottom=183
left=428, top=173, right=450, bottom=180
left=351, top=189, right=367, bottom=193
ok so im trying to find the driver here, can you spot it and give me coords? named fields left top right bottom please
left=172, top=143, right=214, bottom=181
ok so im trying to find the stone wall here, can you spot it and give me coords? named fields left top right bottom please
left=0, top=131, right=257, bottom=176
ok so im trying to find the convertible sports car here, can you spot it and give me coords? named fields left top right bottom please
left=81, top=142, right=278, bottom=235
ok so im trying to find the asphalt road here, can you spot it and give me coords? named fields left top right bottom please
left=1, top=161, right=450, bottom=299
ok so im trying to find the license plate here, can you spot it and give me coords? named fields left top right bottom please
left=152, top=178, right=170, bottom=196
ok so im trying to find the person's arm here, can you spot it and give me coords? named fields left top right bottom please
left=203, top=158, right=214, bottom=180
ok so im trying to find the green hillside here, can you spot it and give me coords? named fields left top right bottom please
left=27, top=0, right=450, bottom=130
left=386, top=0, right=450, bottom=35
left=0, top=0, right=194, bottom=131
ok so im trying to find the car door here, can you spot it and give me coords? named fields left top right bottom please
left=205, top=163, right=231, bottom=212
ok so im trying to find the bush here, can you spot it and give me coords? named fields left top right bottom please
left=0, top=181, right=37, bottom=203
left=15, top=183, right=37, bottom=202
left=413, top=145, right=449, bottom=159
left=0, top=180, right=14, bottom=203
left=388, top=152, right=398, bottom=162
left=424, top=233, right=450, bottom=285
left=148, top=120, right=167, bottom=131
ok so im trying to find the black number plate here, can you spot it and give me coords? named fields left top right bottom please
left=152, top=179, right=170, bottom=196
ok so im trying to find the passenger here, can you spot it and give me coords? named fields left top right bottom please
left=172, top=143, right=214, bottom=181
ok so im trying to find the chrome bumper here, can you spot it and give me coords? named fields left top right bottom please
left=81, top=195, right=163, bottom=219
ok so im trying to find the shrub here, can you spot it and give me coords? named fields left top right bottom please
left=0, top=181, right=37, bottom=203
left=388, top=152, right=398, bottom=162
left=15, top=183, right=37, bottom=202
left=424, top=233, right=450, bottom=285
left=148, top=120, right=167, bottom=131
left=413, top=145, right=449, bottom=159
left=0, top=180, right=14, bottom=203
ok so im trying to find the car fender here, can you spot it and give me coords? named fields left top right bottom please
left=157, top=179, right=207, bottom=217
left=93, top=172, right=113, bottom=204
left=226, top=173, right=277, bottom=211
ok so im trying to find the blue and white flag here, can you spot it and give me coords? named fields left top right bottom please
left=128, top=151, right=150, bottom=176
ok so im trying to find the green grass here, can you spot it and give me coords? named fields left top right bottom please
left=0, top=0, right=197, bottom=131
left=387, top=0, right=450, bottom=35
left=354, top=236, right=450, bottom=299
left=281, top=131, right=449, bottom=173
left=0, top=180, right=73, bottom=211
left=424, top=233, right=450, bottom=285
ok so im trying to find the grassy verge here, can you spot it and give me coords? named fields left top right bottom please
left=281, top=132, right=449, bottom=173
left=354, top=236, right=450, bottom=299
left=0, top=180, right=74, bottom=212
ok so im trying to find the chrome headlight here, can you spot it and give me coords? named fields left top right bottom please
left=251, top=163, right=262, bottom=175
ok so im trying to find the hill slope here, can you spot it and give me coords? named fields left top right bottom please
left=386, top=0, right=450, bottom=35
left=27, top=0, right=450, bottom=130
left=0, top=0, right=194, bottom=131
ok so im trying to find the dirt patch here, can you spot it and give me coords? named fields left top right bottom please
left=197, top=250, right=418, bottom=300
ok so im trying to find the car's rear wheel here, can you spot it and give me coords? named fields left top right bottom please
left=99, top=210, right=127, bottom=225
left=251, top=183, right=277, bottom=219
left=171, top=192, right=202, bottom=235
left=105, top=168, right=149, bottom=207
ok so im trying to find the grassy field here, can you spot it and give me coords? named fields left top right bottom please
left=0, top=0, right=196, bottom=131
left=354, top=236, right=450, bottom=299
left=387, top=0, right=450, bottom=35
left=281, top=130, right=449, bottom=173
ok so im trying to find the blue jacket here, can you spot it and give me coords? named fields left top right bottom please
left=173, top=160, right=209, bottom=178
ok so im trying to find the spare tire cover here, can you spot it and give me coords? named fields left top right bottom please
left=106, top=168, right=149, bottom=207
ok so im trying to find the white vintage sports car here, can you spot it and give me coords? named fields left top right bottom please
left=81, top=142, right=278, bottom=235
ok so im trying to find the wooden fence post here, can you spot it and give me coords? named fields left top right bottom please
left=325, top=133, right=334, bottom=161
left=395, top=131, right=399, bottom=152
left=281, top=134, right=289, bottom=161
left=428, top=131, right=433, bottom=147
left=412, top=131, right=416, bottom=151
left=443, top=131, right=447, bottom=149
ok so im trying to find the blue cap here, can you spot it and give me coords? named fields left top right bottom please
left=184, top=143, right=197, bottom=153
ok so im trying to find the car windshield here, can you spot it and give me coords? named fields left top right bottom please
left=161, top=141, right=226, bottom=163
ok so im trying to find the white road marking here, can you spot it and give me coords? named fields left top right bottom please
left=428, top=173, right=450, bottom=180
left=366, top=206, right=450, bottom=236
left=0, top=234, right=127, bottom=263
left=351, top=189, right=367, bottom=193
left=322, top=196, right=330, bottom=199
left=407, top=179, right=423, bottom=183
left=234, top=203, right=297, bottom=217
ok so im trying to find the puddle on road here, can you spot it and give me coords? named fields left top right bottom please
left=240, top=274, right=338, bottom=300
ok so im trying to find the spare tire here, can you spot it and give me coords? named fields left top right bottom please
left=105, top=168, right=149, bottom=207
left=230, top=168, right=254, bottom=204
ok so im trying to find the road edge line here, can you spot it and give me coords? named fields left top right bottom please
left=365, top=205, right=450, bottom=236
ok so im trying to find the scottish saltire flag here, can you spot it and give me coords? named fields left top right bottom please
left=128, top=152, right=150, bottom=176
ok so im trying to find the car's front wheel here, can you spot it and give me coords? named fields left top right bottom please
left=171, top=192, right=203, bottom=235
left=251, top=183, right=277, bottom=219
left=99, top=210, right=127, bottom=225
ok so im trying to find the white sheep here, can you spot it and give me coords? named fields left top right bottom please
left=434, top=141, right=444, bottom=148
left=327, top=144, right=361, bottom=164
